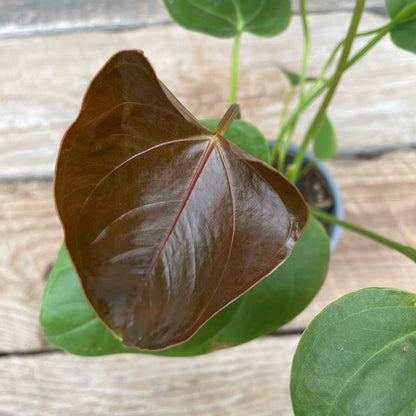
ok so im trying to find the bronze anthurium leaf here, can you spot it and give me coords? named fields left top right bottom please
left=55, top=49, right=309, bottom=351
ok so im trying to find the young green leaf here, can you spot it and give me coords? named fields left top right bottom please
left=162, top=0, right=291, bottom=38
left=312, top=114, right=337, bottom=160
left=279, top=67, right=319, bottom=87
left=40, top=217, right=329, bottom=357
left=291, top=287, right=416, bottom=416
left=200, top=118, right=270, bottom=163
left=385, top=0, right=416, bottom=54
left=54, top=50, right=308, bottom=351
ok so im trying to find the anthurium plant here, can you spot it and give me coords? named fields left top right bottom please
left=40, top=0, right=416, bottom=414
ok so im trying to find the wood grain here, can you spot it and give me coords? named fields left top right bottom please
left=0, top=181, right=62, bottom=351
left=1, top=151, right=414, bottom=352
left=0, top=336, right=298, bottom=416
left=0, top=0, right=386, bottom=38
left=1, top=11, right=415, bottom=180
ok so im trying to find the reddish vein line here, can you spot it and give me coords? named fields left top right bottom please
left=193, top=143, right=237, bottom=324
left=136, top=137, right=219, bottom=301
left=73, top=137, right=204, bottom=261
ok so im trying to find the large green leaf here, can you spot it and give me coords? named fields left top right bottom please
left=40, top=216, right=329, bottom=356
left=312, top=114, right=337, bottom=161
left=200, top=118, right=270, bottom=163
left=162, top=0, right=291, bottom=38
left=385, top=0, right=416, bottom=54
left=291, top=288, right=416, bottom=415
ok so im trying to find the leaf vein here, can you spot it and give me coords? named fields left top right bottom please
left=327, top=328, right=416, bottom=415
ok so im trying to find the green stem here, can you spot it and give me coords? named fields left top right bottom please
left=275, top=88, right=298, bottom=172
left=286, top=0, right=366, bottom=183
left=215, top=103, right=241, bottom=135
left=272, top=1, right=416, bottom=166
left=277, top=120, right=296, bottom=172
left=299, top=0, right=310, bottom=101
left=309, top=24, right=390, bottom=95
left=230, top=31, right=242, bottom=105
left=310, top=208, right=416, bottom=263
left=275, top=85, right=297, bottom=168
left=281, top=85, right=296, bottom=125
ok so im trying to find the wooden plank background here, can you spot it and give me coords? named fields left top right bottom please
left=0, top=0, right=415, bottom=414
left=1, top=8, right=416, bottom=180
left=0, top=0, right=387, bottom=38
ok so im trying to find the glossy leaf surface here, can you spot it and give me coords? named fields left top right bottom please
left=40, top=245, right=241, bottom=356
left=162, top=0, right=291, bottom=38
left=164, top=216, right=329, bottom=356
left=385, top=0, right=416, bottom=54
left=54, top=50, right=308, bottom=351
left=291, top=288, right=416, bottom=415
left=312, top=114, right=337, bottom=160
left=40, top=217, right=329, bottom=357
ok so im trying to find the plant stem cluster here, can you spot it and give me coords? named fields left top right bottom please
left=228, top=0, right=416, bottom=262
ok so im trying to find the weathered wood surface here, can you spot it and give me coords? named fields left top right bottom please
left=0, top=181, right=61, bottom=352
left=0, top=3, right=415, bottom=415
left=0, top=0, right=170, bottom=38
left=1, top=11, right=415, bottom=180
left=0, top=0, right=386, bottom=38
left=1, top=336, right=298, bottom=416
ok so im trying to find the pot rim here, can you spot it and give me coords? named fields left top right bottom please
left=278, top=143, right=344, bottom=251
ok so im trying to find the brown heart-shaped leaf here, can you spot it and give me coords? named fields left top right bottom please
left=55, top=50, right=308, bottom=350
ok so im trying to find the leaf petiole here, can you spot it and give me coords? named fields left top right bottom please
left=230, top=31, right=242, bottom=105
left=308, top=24, right=391, bottom=96
left=310, top=207, right=416, bottom=263
left=272, top=1, right=416, bottom=168
left=214, top=103, right=241, bottom=136
left=299, top=0, right=310, bottom=102
left=286, top=0, right=367, bottom=183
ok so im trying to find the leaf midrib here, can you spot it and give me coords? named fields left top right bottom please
left=120, top=135, right=224, bottom=335
left=190, top=141, right=237, bottom=325
left=186, top=0, right=237, bottom=30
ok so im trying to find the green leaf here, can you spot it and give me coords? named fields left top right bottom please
left=280, top=67, right=301, bottom=86
left=40, top=246, right=133, bottom=356
left=280, top=67, right=319, bottom=87
left=291, top=287, right=416, bottom=416
left=312, top=114, right=337, bottom=160
left=162, top=0, right=291, bottom=38
left=200, top=118, right=270, bottom=163
left=385, top=0, right=416, bottom=54
left=40, top=216, right=329, bottom=356
left=40, top=245, right=241, bottom=356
